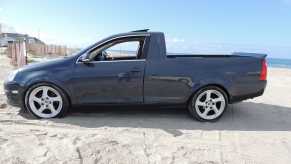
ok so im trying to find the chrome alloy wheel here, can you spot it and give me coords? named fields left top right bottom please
left=193, top=89, right=226, bottom=120
left=27, top=86, right=63, bottom=118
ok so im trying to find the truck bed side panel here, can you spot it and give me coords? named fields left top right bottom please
left=144, top=56, right=266, bottom=104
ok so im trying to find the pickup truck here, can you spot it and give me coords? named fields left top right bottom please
left=4, top=30, right=267, bottom=121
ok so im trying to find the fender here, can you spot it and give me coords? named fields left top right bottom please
left=20, top=70, right=73, bottom=104
left=189, top=75, right=232, bottom=101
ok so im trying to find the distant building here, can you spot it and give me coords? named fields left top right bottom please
left=0, top=33, right=45, bottom=47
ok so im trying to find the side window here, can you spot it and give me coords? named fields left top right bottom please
left=92, top=41, right=141, bottom=61
left=103, top=41, right=140, bottom=61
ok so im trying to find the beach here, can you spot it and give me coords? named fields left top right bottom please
left=1, top=55, right=291, bottom=164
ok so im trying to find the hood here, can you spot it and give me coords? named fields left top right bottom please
left=19, top=56, right=75, bottom=72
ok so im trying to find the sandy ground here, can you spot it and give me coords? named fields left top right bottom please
left=0, top=54, right=291, bottom=164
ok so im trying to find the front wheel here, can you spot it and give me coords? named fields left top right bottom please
left=24, top=83, right=69, bottom=119
left=188, top=86, right=228, bottom=122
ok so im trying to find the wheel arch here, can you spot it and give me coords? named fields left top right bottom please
left=23, top=81, right=72, bottom=107
left=187, top=84, right=230, bottom=104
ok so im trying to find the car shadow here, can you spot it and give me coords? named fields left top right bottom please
left=47, top=102, right=291, bottom=132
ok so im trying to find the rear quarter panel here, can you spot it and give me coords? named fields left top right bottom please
left=144, top=56, right=264, bottom=104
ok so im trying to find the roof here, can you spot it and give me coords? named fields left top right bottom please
left=0, top=32, right=44, bottom=44
left=110, top=29, right=163, bottom=38
left=130, top=29, right=150, bottom=32
left=0, top=33, right=27, bottom=38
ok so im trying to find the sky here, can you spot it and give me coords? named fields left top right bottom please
left=1, top=0, right=291, bottom=58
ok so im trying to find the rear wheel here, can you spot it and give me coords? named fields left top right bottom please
left=188, top=86, right=228, bottom=122
left=24, top=83, right=69, bottom=119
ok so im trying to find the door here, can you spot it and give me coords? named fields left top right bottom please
left=72, top=38, right=146, bottom=104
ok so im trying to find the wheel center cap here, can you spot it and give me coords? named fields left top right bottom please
left=44, top=100, right=50, bottom=104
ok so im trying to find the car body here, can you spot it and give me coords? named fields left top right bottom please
left=4, top=30, right=267, bottom=121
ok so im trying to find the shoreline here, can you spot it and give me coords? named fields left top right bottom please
left=268, top=66, right=291, bottom=70
left=269, top=66, right=291, bottom=69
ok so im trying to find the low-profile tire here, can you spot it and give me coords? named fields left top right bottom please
left=188, top=86, right=228, bottom=122
left=24, top=83, right=69, bottom=119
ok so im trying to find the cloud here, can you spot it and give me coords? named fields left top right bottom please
left=166, top=37, right=185, bottom=43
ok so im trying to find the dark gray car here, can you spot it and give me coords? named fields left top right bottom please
left=4, top=30, right=267, bottom=121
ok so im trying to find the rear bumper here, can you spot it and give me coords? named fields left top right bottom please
left=229, top=80, right=267, bottom=103
left=4, top=81, right=24, bottom=107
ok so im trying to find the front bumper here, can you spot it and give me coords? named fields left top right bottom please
left=4, top=81, right=24, bottom=107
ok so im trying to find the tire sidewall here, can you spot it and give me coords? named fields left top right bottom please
left=24, top=83, right=69, bottom=119
left=188, top=86, right=228, bottom=122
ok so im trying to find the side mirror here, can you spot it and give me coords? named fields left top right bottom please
left=79, top=54, right=91, bottom=63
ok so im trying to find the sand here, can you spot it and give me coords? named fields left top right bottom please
left=0, top=54, right=291, bottom=164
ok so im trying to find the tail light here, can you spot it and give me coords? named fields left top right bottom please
left=260, top=59, right=267, bottom=81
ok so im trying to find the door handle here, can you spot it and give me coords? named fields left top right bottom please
left=130, top=70, right=141, bottom=73
left=130, top=67, right=141, bottom=73
left=118, top=72, right=130, bottom=78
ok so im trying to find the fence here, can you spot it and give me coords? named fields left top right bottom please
left=7, top=41, right=69, bottom=68
left=27, top=43, right=67, bottom=56
left=7, top=41, right=27, bottom=67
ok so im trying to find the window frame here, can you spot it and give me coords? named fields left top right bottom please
left=103, top=40, right=140, bottom=60
left=87, top=36, right=147, bottom=62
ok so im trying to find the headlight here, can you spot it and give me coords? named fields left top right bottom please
left=7, top=70, right=18, bottom=82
